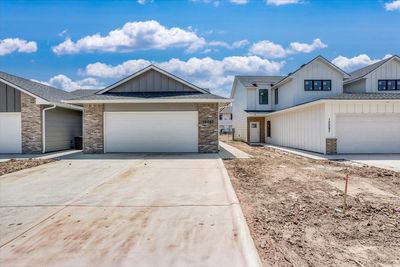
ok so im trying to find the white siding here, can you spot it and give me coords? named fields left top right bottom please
left=324, top=101, right=400, bottom=139
left=246, top=85, right=273, bottom=111
left=265, top=104, right=326, bottom=154
left=232, top=82, right=248, bottom=141
left=274, top=59, right=344, bottom=110
left=364, top=59, right=400, bottom=92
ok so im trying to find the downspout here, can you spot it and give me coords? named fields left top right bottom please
left=42, top=104, right=56, bottom=153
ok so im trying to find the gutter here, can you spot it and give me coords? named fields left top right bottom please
left=42, top=104, right=57, bottom=153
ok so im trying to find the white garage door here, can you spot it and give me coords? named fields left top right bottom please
left=105, top=111, right=198, bottom=153
left=0, top=113, right=22, bottom=153
left=336, top=114, right=400, bottom=154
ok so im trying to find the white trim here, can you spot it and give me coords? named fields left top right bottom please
left=63, top=98, right=232, bottom=104
left=0, top=78, right=49, bottom=104
left=103, top=110, right=106, bottom=153
left=42, top=104, right=56, bottom=153
left=96, top=65, right=210, bottom=94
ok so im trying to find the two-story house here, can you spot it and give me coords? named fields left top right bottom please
left=231, top=55, right=400, bottom=154
left=219, top=106, right=233, bottom=133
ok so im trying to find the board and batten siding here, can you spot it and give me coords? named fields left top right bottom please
left=104, top=103, right=198, bottom=112
left=45, top=107, right=82, bottom=152
left=364, top=58, right=400, bottom=93
left=108, top=69, right=197, bottom=93
left=265, top=104, right=326, bottom=154
left=324, top=101, right=400, bottom=139
left=232, top=81, right=249, bottom=141
left=0, top=81, right=21, bottom=112
left=274, top=59, right=344, bottom=111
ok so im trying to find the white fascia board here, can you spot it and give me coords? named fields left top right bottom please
left=63, top=98, right=232, bottom=104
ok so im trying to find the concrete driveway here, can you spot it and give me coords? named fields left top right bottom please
left=0, top=153, right=260, bottom=267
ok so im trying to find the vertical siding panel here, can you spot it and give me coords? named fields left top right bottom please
left=0, top=82, right=6, bottom=112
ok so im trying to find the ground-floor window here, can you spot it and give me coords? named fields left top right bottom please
left=266, top=120, right=271, bottom=137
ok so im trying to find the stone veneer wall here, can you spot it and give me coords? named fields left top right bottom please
left=198, top=103, right=219, bottom=153
left=21, top=93, right=42, bottom=153
left=83, top=104, right=104, bottom=153
left=326, top=138, right=337, bottom=155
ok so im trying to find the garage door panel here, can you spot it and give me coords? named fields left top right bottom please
left=336, top=114, right=400, bottom=154
left=0, top=113, right=22, bottom=153
left=105, top=112, right=198, bottom=153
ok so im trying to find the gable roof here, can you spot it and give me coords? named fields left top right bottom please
left=0, top=71, right=82, bottom=110
left=344, top=55, right=400, bottom=84
left=0, top=71, right=75, bottom=103
left=271, top=56, right=350, bottom=89
left=96, top=64, right=210, bottom=95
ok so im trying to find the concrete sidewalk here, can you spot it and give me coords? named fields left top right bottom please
left=0, top=153, right=261, bottom=267
left=266, top=144, right=400, bottom=172
left=219, top=141, right=251, bottom=159
left=0, top=150, right=81, bottom=162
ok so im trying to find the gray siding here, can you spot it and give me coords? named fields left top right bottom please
left=45, top=107, right=82, bottom=152
left=109, top=69, right=197, bottom=93
left=0, top=81, right=21, bottom=112
left=344, top=79, right=366, bottom=93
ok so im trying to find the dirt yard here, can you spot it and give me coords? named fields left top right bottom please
left=224, top=141, right=400, bottom=267
left=0, top=159, right=55, bottom=176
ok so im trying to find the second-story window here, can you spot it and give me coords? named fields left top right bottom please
left=275, top=88, right=279, bottom=105
left=304, top=80, right=332, bottom=91
left=259, top=89, right=268, bottom=104
left=378, top=80, right=400, bottom=90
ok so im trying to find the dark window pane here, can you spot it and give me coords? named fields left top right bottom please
left=259, top=89, right=268, bottom=104
left=378, top=80, right=387, bottom=90
left=304, top=80, right=313, bottom=91
left=267, top=121, right=271, bottom=137
left=322, top=80, right=331, bottom=91
left=313, top=80, right=322, bottom=91
left=397, top=80, right=400, bottom=90
left=275, top=88, right=279, bottom=104
left=387, top=80, right=396, bottom=90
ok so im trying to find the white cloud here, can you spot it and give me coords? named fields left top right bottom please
left=230, top=0, right=249, bottom=4
left=0, top=38, right=37, bottom=56
left=249, top=38, right=327, bottom=58
left=35, top=75, right=103, bottom=92
left=137, top=0, right=153, bottom=4
left=266, top=0, right=300, bottom=6
left=385, top=0, right=400, bottom=11
left=332, top=54, right=392, bottom=72
left=190, top=0, right=220, bottom=7
left=287, top=38, right=327, bottom=54
left=232, top=39, right=250, bottom=48
left=249, top=40, right=287, bottom=58
left=83, top=56, right=284, bottom=96
left=208, top=39, right=250, bottom=50
left=52, top=20, right=207, bottom=54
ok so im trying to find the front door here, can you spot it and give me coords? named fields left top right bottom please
left=249, top=122, right=260, bottom=143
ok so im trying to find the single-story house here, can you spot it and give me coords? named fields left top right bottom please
left=64, top=65, right=230, bottom=153
left=0, top=71, right=82, bottom=154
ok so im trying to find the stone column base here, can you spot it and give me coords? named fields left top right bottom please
left=326, top=138, right=337, bottom=155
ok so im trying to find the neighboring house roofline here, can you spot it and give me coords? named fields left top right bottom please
left=0, top=72, right=83, bottom=111
left=96, top=64, right=210, bottom=95
left=344, top=55, right=400, bottom=85
left=271, top=55, right=351, bottom=90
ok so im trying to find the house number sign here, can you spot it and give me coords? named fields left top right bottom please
left=202, top=120, right=214, bottom=124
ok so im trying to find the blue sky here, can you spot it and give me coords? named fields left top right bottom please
left=0, top=0, right=399, bottom=96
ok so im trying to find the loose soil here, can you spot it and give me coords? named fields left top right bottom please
left=224, top=141, right=400, bottom=267
left=0, top=159, right=55, bottom=176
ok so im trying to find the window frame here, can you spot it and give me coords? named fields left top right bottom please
left=378, top=79, right=400, bottom=91
left=259, top=89, right=269, bottom=105
left=304, top=80, right=332, bottom=91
